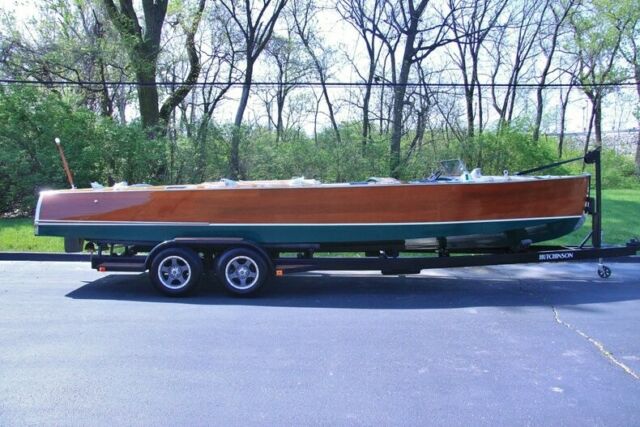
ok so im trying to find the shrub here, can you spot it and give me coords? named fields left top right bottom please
left=1, top=87, right=636, bottom=216
left=0, top=86, right=166, bottom=214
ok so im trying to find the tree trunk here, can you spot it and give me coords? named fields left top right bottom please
left=101, top=0, right=168, bottom=131
left=294, top=14, right=341, bottom=145
left=390, top=59, right=411, bottom=177
left=116, top=86, right=128, bottom=124
left=321, top=82, right=341, bottom=144
left=310, top=65, right=340, bottom=144
left=389, top=19, right=417, bottom=178
left=362, top=80, right=372, bottom=146
left=558, top=93, right=569, bottom=158
left=362, top=57, right=375, bottom=146
left=230, top=64, right=253, bottom=179
left=195, top=105, right=213, bottom=182
left=465, top=87, right=474, bottom=138
left=158, top=0, right=206, bottom=128
left=313, top=95, right=321, bottom=145
left=477, top=81, right=484, bottom=134
left=533, top=86, right=544, bottom=143
left=582, top=102, right=596, bottom=163
left=593, top=95, right=602, bottom=147
left=135, top=67, right=160, bottom=130
left=533, top=23, right=561, bottom=143
left=461, top=51, right=475, bottom=139
left=506, top=69, right=519, bottom=124
left=97, top=59, right=113, bottom=118
left=276, top=96, right=285, bottom=142
left=379, top=73, right=385, bottom=135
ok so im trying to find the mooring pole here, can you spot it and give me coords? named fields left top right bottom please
left=54, top=137, right=76, bottom=189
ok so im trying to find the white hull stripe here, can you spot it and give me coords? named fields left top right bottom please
left=35, top=215, right=583, bottom=227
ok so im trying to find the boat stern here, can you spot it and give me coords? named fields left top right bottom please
left=34, top=191, right=44, bottom=236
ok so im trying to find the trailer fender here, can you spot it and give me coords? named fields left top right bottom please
left=145, top=238, right=273, bottom=271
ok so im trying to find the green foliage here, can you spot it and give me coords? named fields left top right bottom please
left=242, top=128, right=329, bottom=180
left=568, top=0, right=630, bottom=99
left=0, top=86, right=637, bottom=217
left=234, top=124, right=390, bottom=182
left=402, top=125, right=563, bottom=178
left=0, top=86, right=166, bottom=214
left=561, top=146, right=640, bottom=188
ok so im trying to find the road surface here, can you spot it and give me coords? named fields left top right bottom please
left=1, top=261, right=639, bottom=425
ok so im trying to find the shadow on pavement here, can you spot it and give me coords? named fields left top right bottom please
left=66, top=268, right=640, bottom=309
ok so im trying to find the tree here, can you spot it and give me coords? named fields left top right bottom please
left=556, top=67, right=578, bottom=157
left=0, top=0, right=130, bottom=119
left=218, top=0, right=287, bottom=179
left=102, top=0, right=206, bottom=131
left=532, top=0, right=577, bottom=142
left=610, top=0, right=640, bottom=171
left=259, top=32, right=309, bottom=141
left=489, top=0, right=549, bottom=128
left=292, top=0, right=342, bottom=145
left=337, top=0, right=387, bottom=146
left=190, top=12, right=241, bottom=181
left=569, top=0, right=628, bottom=149
left=375, top=0, right=458, bottom=176
left=448, top=0, right=507, bottom=138
left=403, top=63, right=436, bottom=159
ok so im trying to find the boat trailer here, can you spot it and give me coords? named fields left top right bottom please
left=2, top=148, right=638, bottom=296
left=80, top=235, right=638, bottom=294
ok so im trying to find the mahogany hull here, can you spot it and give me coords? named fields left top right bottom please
left=35, top=176, right=589, bottom=247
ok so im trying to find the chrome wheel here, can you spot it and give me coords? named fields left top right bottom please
left=225, top=256, right=260, bottom=290
left=150, top=247, right=203, bottom=296
left=215, top=247, right=269, bottom=295
left=158, top=255, right=192, bottom=290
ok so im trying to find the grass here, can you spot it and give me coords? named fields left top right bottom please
left=0, top=218, right=64, bottom=252
left=1, top=188, right=638, bottom=253
left=551, top=188, right=640, bottom=246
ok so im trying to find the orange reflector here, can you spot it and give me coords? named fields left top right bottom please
left=275, top=269, right=284, bottom=277
left=98, top=266, right=106, bottom=272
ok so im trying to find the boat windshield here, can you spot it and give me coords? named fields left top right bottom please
left=439, top=159, right=467, bottom=176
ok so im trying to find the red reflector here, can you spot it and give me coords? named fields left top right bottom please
left=98, top=266, right=107, bottom=272
left=275, top=269, right=284, bottom=277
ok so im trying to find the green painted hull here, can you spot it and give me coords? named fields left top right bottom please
left=36, top=216, right=583, bottom=247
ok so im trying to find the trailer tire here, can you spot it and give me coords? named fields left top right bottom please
left=150, top=247, right=203, bottom=296
left=215, top=248, right=269, bottom=296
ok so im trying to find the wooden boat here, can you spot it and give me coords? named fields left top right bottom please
left=33, top=147, right=635, bottom=298
left=35, top=173, right=589, bottom=250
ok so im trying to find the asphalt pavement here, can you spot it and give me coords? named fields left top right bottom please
left=1, top=260, right=639, bottom=425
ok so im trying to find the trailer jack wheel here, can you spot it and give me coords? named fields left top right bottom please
left=597, top=265, right=611, bottom=279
